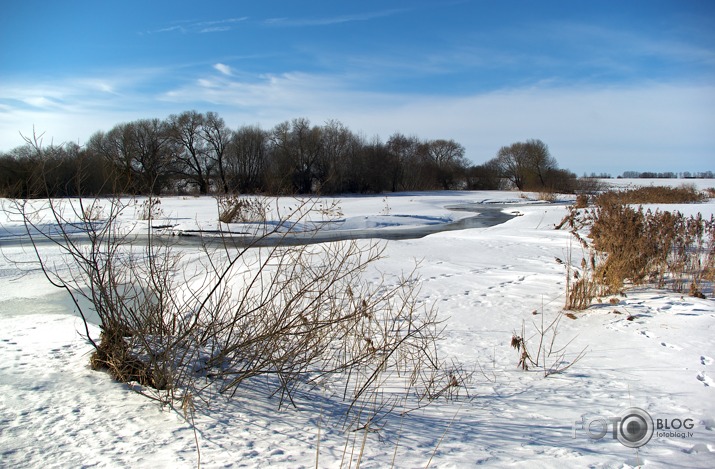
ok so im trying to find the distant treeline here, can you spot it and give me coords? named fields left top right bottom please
left=619, top=171, right=714, bottom=179
left=0, top=111, right=579, bottom=198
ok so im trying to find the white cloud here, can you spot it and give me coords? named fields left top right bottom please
left=22, top=96, right=60, bottom=108
left=213, top=63, right=232, bottom=76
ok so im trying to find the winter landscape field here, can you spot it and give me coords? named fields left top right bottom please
left=1, top=180, right=714, bottom=468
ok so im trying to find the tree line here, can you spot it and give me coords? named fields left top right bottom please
left=0, top=110, right=577, bottom=198
left=620, top=171, right=714, bottom=179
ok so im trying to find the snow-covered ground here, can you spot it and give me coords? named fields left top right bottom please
left=1, top=183, right=714, bottom=468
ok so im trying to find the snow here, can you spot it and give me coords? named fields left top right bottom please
left=1, top=186, right=714, bottom=468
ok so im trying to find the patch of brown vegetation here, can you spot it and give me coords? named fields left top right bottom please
left=558, top=186, right=715, bottom=310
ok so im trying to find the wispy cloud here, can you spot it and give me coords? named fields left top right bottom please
left=554, top=22, right=715, bottom=64
left=146, top=17, right=248, bottom=35
left=196, top=17, right=248, bottom=33
left=264, top=8, right=407, bottom=27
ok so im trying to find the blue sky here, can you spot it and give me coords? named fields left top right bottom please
left=1, top=0, right=714, bottom=175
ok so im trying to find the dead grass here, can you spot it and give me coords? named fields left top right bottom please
left=537, top=190, right=558, bottom=202
left=558, top=186, right=715, bottom=309
left=594, top=184, right=707, bottom=205
left=135, top=197, right=163, bottom=220
left=574, top=193, right=590, bottom=209
left=216, top=194, right=268, bottom=223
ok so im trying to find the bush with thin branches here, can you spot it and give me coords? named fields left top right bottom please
left=9, top=194, right=451, bottom=427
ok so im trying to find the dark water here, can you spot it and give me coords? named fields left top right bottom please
left=0, top=204, right=517, bottom=248
left=169, top=204, right=517, bottom=247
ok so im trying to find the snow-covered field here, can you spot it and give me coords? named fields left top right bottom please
left=1, top=182, right=714, bottom=468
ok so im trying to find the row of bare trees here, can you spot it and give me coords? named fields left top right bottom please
left=0, top=113, right=473, bottom=197
left=1, top=112, right=582, bottom=197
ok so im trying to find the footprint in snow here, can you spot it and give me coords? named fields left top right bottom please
left=697, top=371, right=713, bottom=387
left=702, top=356, right=714, bottom=366
left=660, top=341, right=683, bottom=351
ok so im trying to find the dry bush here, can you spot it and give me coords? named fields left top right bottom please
left=594, top=184, right=707, bottom=205
left=590, top=203, right=715, bottom=295
left=589, top=202, right=655, bottom=292
left=216, top=194, right=268, bottom=223
left=558, top=191, right=715, bottom=309
left=10, top=195, right=450, bottom=425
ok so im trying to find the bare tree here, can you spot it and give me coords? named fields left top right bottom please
left=132, top=119, right=174, bottom=195
left=88, top=120, right=174, bottom=195
left=424, top=139, right=468, bottom=189
left=87, top=126, right=134, bottom=190
left=386, top=133, right=425, bottom=191
left=315, top=119, right=354, bottom=193
left=6, top=111, right=477, bottom=196
left=465, top=159, right=502, bottom=190
left=492, top=139, right=571, bottom=191
left=494, top=141, right=529, bottom=190
left=168, top=110, right=212, bottom=194
left=269, top=118, right=323, bottom=194
left=226, top=124, right=268, bottom=193
left=202, top=112, right=233, bottom=194
left=523, top=139, right=557, bottom=188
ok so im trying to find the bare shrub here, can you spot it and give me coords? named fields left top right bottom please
left=589, top=202, right=655, bottom=292
left=216, top=194, right=268, bottom=223
left=10, top=194, right=448, bottom=425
